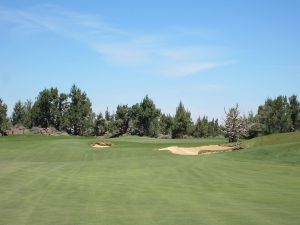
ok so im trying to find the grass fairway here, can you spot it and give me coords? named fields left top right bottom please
left=0, top=134, right=300, bottom=225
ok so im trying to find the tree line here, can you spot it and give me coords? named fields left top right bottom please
left=223, top=95, right=300, bottom=142
left=0, top=85, right=299, bottom=141
left=0, top=85, right=221, bottom=138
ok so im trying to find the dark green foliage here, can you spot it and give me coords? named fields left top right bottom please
left=115, top=104, right=131, bottom=135
left=172, top=101, right=193, bottom=138
left=194, top=116, right=220, bottom=138
left=31, top=87, right=67, bottom=130
left=272, top=96, right=291, bottom=132
left=213, top=119, right=221, bottom=136
left=160, top=114, right=174, bottom=135
left=129, top=103, right=142, bottom=135
left=31, top=88, right=52, bottom=128
left=6, top=86, right=229, bottom=138
left=257, top=95, right=296, bottom=134
left=104, top=108, right=117, bottom=133
left=194, top=116, right=208, bottom=138
left=12, top=99, right=34, bottom=129
left=94, top=113, right=106, bottom=136
left=23, top=100, right=33, bottom=128
left=56, top=93, right=69, bottom=131
left=0, top=98, right=9, bottom=135
left=67, top=85, right=93, bottom=135
left=11, top=100, right=26, bottom=126
left=243, top=112, right=262, bottom=139
left=289, top=95, right=300, bottom=131
left=5, top=85, right=300, bottom=140
left=93, top=97, right=161, bottom=138
left=133, top=95, right=161, bottom=137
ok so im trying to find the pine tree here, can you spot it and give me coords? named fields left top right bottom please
left=12, top=100, right=26, bottom=126
left=160, top=114, right=174, bottom=135
left=172, top=101, right=192, bottom=138
left=289, top=95, right=300, bottom=131
left=23, top=100, right=33, bottom=128
left=0, top=98, right=9, bottom=135
left=94, top=113, right=106, bottom=136
left=134, top=95, right=161, bottom=137
left=31, top=87, right=65, bottom=129
left=115, top=104, right=131, bottom=135
left=272, top=96, right=291, bottom=133
left=67, top=85, right=93, bottom=135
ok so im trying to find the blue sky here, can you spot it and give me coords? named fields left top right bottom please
left=0, top=0, right=299, bottom=120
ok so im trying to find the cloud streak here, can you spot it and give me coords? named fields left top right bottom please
left=161, top=60, right=238, bottom=77
left=0, top=4, right=237, bottom=77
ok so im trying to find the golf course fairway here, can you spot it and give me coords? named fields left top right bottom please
left=0, top=133, right=300, bottom=225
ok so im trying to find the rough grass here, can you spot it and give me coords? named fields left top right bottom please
left=0, top=134, right=299, bottom=225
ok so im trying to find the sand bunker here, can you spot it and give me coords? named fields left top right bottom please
left=91, top=141, right=112, bottom=148
left=159, top=145, right=240, bottom=155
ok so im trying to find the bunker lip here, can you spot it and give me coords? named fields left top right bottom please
left=92, top=144, right=110, bottom=148
left=159, top=144, right=239, bottom=155
left=91, top=141, right=112, bottom=148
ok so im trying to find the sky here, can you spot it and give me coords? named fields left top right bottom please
left=0, top=0, right=300, bottom=120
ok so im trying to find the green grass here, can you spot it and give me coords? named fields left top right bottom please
left=0, top=133, right=300, bottom=225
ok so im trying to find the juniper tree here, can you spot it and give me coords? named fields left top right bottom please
left=23, top=100, right=33, bottom=128
left=12, top=100, right=26, bottom=126
left=67, top=85, right=93, bottom=135
left=160, top=113, right=174, bottom=136
left=133, top=95, right=161, bottom=137
left=115, top=104, right=131, bottom=135
left=194, top=116, right=209, bottom=138
left=257, top=96, right=292, bottom=134
left=172, top=101, right=193, bottom=138
left=0, top=98, right=9, bottom=135
left=94, top=113, right=106, bottom=136
left=289, top=95, right=300, bottom=131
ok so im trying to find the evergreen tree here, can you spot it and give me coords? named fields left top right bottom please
left=289, top=95, right=300, bottom=131
left=258, top=96, right=292, bottom=134
left=23, top=100, right=33, bottom=128
left=31, top=88, right=52, bottom=128
left=193, top=116, right=220, bottom=138
left=193, top=117, right=203, bottom=138
left=11, top=100, right=26, bottom=126
left=67, top=85, right=93, bottom=135
left=115, top=104, right=131, bottom=135
left=193, top=116, right=208, bottom=138
left=272, top=96, right=291, bottom=133
left=172, top=101, right=193, bottom=138
left=134, top=95, right=161, bottom=137
left=129, top=103, right=142, bottom=135
left=208, top=118, right=215, bottom=137
left=213, top=119, right=221, bottom=137
left=0, top=98, right=9, bottom=135
left=160, top=113, right=174, bottom=135
left=55, top=93, right=69, bottom=131
left=94, top=113, right=106, bottom=136
left=104, top=107, right=117, bottom=133
left=31, top=87, right=64, bottom=129
left=105, top=107, right=111, bottom=121
left=244, top=111, right=262, bottom=139
left=257, top=98, right=275, bottom=134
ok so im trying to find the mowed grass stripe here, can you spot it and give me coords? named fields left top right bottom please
left=0, top=134, right=300, bottom=224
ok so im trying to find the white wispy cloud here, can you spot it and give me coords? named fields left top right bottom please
left=161, top=60, right=237, bottom=77
left=0, top=4, right=237, bottom=77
